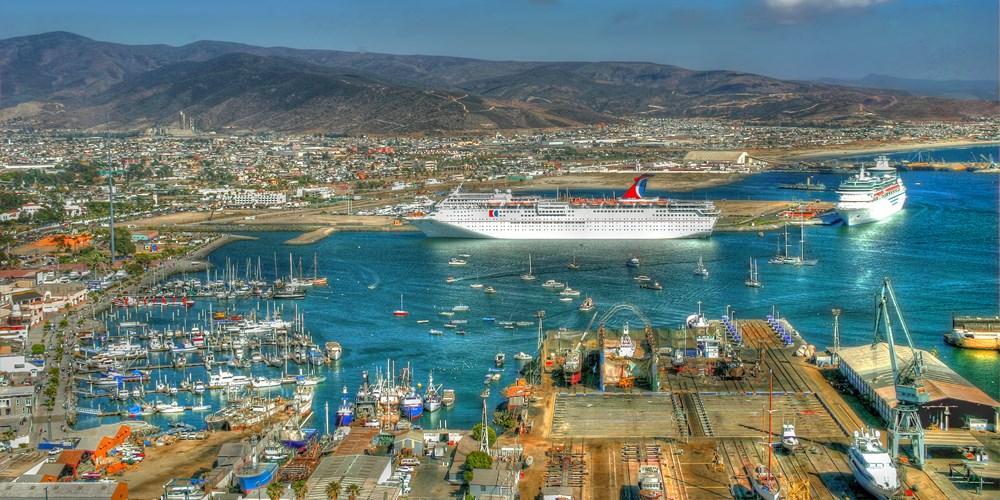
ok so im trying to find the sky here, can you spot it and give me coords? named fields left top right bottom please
left=2, top=0, right=997, bottom=81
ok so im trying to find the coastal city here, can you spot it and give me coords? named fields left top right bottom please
left=2, top=2, right=1000, bottom=500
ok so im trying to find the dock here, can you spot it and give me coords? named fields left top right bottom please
left=513, top=314, right=998, bottom=499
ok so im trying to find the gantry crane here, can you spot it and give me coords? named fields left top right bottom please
left=873, top=278, right=929, bottom=466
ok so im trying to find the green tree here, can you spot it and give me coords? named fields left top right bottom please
left=464, top=450, right=493, bottom=482
left=30, top=344, right=45, bottom=356
left=471, top=423, right=497, bottom=447
left=291, top=479, right=308, bottom=500
left=266, top=481, right=285, bottom=500
left=345, top=483, right=362, bottom=499
left=492, top=410, right=515, bottom=431
left=325, top=480, right=341, bottom=500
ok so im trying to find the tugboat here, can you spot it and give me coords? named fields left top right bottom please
left=848, top=428, right=900, bottom=500
left=335, top=386, right=354, bottom=427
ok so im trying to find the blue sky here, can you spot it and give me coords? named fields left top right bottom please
left=3, top=0, right=997, bottom=80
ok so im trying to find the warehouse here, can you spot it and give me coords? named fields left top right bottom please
left=839, top=343, right=999, bottom=431
left=682, top=150, right=767, bottom=168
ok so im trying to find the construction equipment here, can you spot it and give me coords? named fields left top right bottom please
left=873, top=278, right=929, bottom=466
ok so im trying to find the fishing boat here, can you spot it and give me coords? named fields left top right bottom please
left=694, top=256, right=709, bottom=277
left=401, top=390, right=424, bottom=419
left=235, top=459, right=278, bottom=494
left=513, top=352, right=533, bottom=361
left=637, top=465, right=666, bottom=499
left=279, top=425, right=319, bottom=450
left=441, top=389, right=456, bottom=407
left=745, top=257, right=762, bottom=288
left=847, top=428, right=900, bottom=500
left=393, top=294, right=409, bottom=317
left=520, top=254, right=536, bottom=281
left=336, top=386, right=354, bottom=427
left=781, top=423, right=800, bottom=453
left=579, top=297, right=595, bottom=312
left=448, top=257, right=467, bottom=266
left=495, top=352, right=506, bottom=367
left=626, top=256, right=640, bottom=268
left=423, top=372, right=443, bottom=413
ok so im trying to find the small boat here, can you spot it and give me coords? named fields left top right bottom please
left=452, top=304, right=470, bottom=312
left=559, top=297, right=573, bottom=302
left=637, top=464, right=665, bottom=499
left=439, top=311, right=455, bottom=317
left=456, top=329, right=467, bottom=335
left=626, top=256, right=640, bottom=268
left=515, top=321, right=533, bottom=327
left=513, top=352, right=533, bottom=361
left=559, top=286, right=580, bottom=297
left=633, top=275, right=651, bottom=282
left=469, top=283, right=484, bottom=289
left=393, top=294, right=409, bottom=317
left=441, top=388, right=456, bottom=407
left=542, top=279, right=565, bottom=289
left=694, top=256, right=709, bottom=277
left=446, top=276, right=457, bottom=284
left=443, top=323, right=457, bottom=329
left=484, top=286, right=496, bottom=294
left=479, top=387, right=490, bottom=398
left=520, top=254, right=536, bottom=281
left=579, top=297, right=595, bottom=312
left=639, top=280, right=663, bottom=291
left=567, top=256, right=580, bottom=270
left=367, top=283, right=377, bottom=290
left=498, top=320, right=514, bottom=326
left=251, top=377, right=282, bottom=390
left=482, top=316, right=496, bottom=322
left=429, top=329, right=444, bottom=335
left=448, top=258, right=467, bottom=266
left=781, top=423, right=800, bottom=453
left=490, top=372, right=501, bottom=381
left=495, top=352, right=506, bottom=367
left=416, top=319, right=430, bottom=324
left=450, top=319, right=468, bottom=324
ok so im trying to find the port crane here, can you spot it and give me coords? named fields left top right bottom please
left=872, top=278, right=929, bottom=466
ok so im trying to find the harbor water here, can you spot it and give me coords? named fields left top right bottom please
left=76, top=164, right=999, bottom=431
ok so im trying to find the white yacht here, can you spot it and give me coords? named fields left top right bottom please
left=847, top=428, right=900, bottom=500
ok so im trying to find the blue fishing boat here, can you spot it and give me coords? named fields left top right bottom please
left=336, top=386, right=354, bottom=427
left=236, top=460, right=278, bottom=493
left=401, top=390, right=424, bottom=419
left=279, top=425, right=318, bottom=450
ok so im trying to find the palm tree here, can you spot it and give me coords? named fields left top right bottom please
left=325, top=480, right=342, bottom=500
left=291, top=479, right=308, bottom=500
left=346, top=483, right=362, bottom=500
left=266, top=481, right=285, bottom=500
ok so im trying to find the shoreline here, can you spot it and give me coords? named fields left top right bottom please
left=780, top=139, right=1000, bottom=161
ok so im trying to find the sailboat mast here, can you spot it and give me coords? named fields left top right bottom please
left=768, top=369, right=774, bottom=476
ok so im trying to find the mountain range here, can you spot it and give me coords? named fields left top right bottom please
left=1, top=32, right=995, bottom=134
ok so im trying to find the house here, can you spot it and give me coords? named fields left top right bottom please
left=468, top=464, right=519, bottom=499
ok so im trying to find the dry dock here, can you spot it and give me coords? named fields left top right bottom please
left=513, top=315, right=997, bottom=499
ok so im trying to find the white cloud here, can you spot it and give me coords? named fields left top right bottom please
left=765, top=0, right=890, bottom=9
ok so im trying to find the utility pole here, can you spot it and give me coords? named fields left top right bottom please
left=831, top=308, right=841, bottom=366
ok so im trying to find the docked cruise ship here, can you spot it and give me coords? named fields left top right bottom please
left=835, top=156, right=906, bottom=226
left=405, top=174, right=719, bottom=239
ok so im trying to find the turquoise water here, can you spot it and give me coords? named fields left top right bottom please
left=77, top=166, right=1000, bottom=431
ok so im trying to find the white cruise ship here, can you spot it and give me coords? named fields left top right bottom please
left=405, top=174, right=719, bottom=239
left=847, top=428, right=900, bottom=500
left=835, top=156, right=906, bottom=226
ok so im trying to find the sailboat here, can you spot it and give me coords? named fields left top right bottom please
left=788, top=223, right=818, bottom=266
left=768, top=225, right=792, bottom=265
left=747, top=371, right=782, bottom=500
left=567, top=255, right=580, bottom=270
left=694, top=256, right=709, bottom=277
left=520, top=254, right=536, bottom=281
left=745, top=257, right=762, bottom=288
left=311, top=253, right=328, bottom=286
left=393, top=294, right=409, bottom=317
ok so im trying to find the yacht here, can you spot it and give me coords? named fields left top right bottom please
left=520, top=254, right=536, bottom=281
left=542, top=279, right=566, bottom=290
left=781, top=423, right=800, bottom=452
left=513, top=352, right=533, bottom=361
left=745, top=257, right=762, bottom=288
left=560, top=286, right=580, bottom=297
left=626, top=256, right=640, bottom=268
left=848, top=428, right=900, bottom=500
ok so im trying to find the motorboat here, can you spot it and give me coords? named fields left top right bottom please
left=542, top=279, right=566, bottom=289
left=848, top=428, right=900, bottom=500
left=448, top=258, right=467, bottom=266
left=495, top=352, right=506, bottom=367
left=781, top=423, right=800, bottom=452
left=513, top=352, right=533, bottom=361
left=579, top=297, right=595, bottom=312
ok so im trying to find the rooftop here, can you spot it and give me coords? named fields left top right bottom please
left=0, top=481, right=123, bottom=500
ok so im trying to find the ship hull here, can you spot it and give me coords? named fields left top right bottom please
left=836, top=192, right=906, bottom=226
left=406, top=216, right=715, bottom=240
left=848, top=454, right=898, bottom=500
left=944, top=333, right=1000, bottom=350
left=236, top=462, right=278, bottom=493
left=402, top=404, right=424, bottom=419
left=336, top=411, right=353, bottom=427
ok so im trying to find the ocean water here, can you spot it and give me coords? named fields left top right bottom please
left=76, top=164, right=1000, bottom=431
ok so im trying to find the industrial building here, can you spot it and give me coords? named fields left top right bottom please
left=682, top=150, right=767, bottom=168
left=304, top=454, right=399, bottom=499
left=838, top=343, right=999, bottom=431
left=0, top=481, right=127, bottom=500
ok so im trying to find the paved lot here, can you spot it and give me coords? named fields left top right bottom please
left=551, top=392, right=686, bottom=439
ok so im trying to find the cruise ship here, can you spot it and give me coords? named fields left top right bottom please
left=406, top=174, right=719, bottom=239
left=847, top=428, right=900, bottom=500
left=835, top=156, right=906, bottom=226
